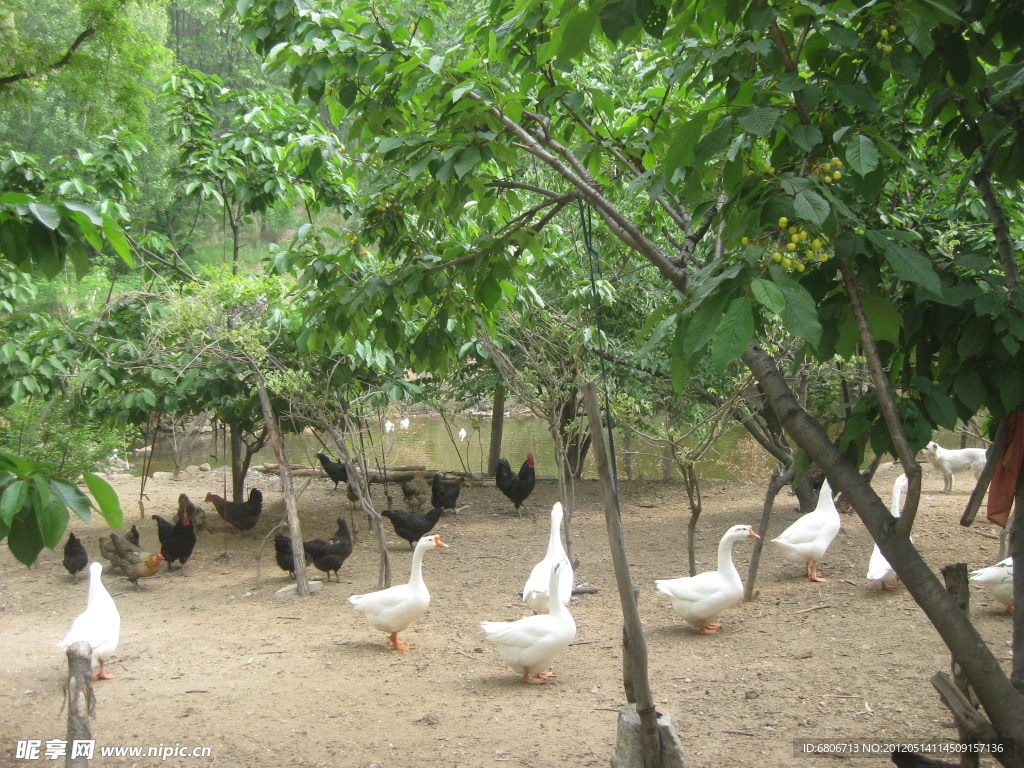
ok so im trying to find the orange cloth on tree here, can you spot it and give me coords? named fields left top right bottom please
left=988, top=410, right=1024, bottom=528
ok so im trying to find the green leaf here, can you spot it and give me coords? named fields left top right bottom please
left=82, top=472, right=123, bottom=529
left=37, top=489, right=69, bottom=550
left=556, top=6, right=599, bottom=61
left=102, top=216, right=133, bottom=266
left=599, top=0, right=640, bottom=41
left=63, top=200, right=104, bottom=226
left=50, top=479, right=93, bottom=523
left=28, top=202, right=61, bottom=230
left=737, top=107, right=781, bottom=137
left=0, top=480, right=28, bottom=526
left=751, top=278, right=785, bottom=314
left=7, top=507, right=44, bottom=566
left=712, top=296, right=755, bottom=372
left=923, top=389, right=958, bottom=430
left=859, top=293, right=903, bottom=345
left=866, top=231, right=941, bottom=294
left=769, top=266, right=823, bottom=348
left=664, top=111, right=708, bottom=176
left=682, top=292, right=727, bottom=365
left=790, top=124, right=823, bottom=152
left=954, top=369, right=986, bottom=413
left=844, top=135, right=879, bottom=176
left=476, top=275, right=503, bottom=310
left=793, top=189, right=830, bottom=228
left=454, top=145, right=482, bottom=179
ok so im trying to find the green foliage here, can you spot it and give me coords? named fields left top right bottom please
left=0, top=448, right=123, bottom=566
left=0, top=397, right=139, bottom=482
left=229, top=0, right=1024, bottom=474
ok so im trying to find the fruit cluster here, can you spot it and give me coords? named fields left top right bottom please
left=865, top=23, right=913, bottom=55
left=811, top=157, right=843, bottom=184
left=742, top=216, right=832, bottom=272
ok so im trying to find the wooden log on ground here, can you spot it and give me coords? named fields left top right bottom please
left=64, top=641, right=95, bottom=768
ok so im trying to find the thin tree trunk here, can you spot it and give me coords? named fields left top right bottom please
left=941, top=564, right=980, bottom=768
left=973, top=168, right=1023, bottom=293
left=742, top=342, right=1024, bottom=762
left=622, top=431, right=633, bottom=480
left=325, top=419, right=391, bottom=589
left=230, top=423, right=244, bottom=502
left=249, top=368, right=311, bottom=597
left=682, top=464, right=700, bottom=577
left=583, top=382, right=666, bottom=768
left=1011, top=463, right=1024, bottom=694
left=745, top=464, right=796, bottom=601
left=487, top=380, right=506, bottom=477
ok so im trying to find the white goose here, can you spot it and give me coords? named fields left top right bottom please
left=655, top=524, right=759, bottom=634
left=866, top=474, right=909, bottom=590
left=56, top=561, right=121, bottom=679
left=970, top=557, right=1014, bottom=614
left=482, top=561, right=576, bottom=684
left=523, top=502, right=573, bottom=614
left=349, top=534, right=448, bottom=650
left=772, top=479, right=841, bottom=582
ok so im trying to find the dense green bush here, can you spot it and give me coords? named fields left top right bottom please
left=0, top=397, right=139, bottom=480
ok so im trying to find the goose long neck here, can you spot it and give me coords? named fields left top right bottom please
left=891, top=476, right=906, bottom=518
left=408, top=542, right=428, bottom=588
left=716, top=535, right=741, bottom=579
left=546, top=509, right=564, bottom=559
left=547, top=567, right=566, bottom=618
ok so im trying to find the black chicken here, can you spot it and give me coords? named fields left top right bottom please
left=303, top=517, right=353, bottom=582
left=275, top=534, right=302, bottom=577
left=63, top=532, right=89, bottom=580
left=153, top=508, right=197, bottom=575
left=890, top=748, right=959, bottom=768
left=382, top=507, right=443, bottom=549
left=176, top=493, right=207, bottom=532
left=126, top=524, right=141, bottom=547
left=495, top=454, right=536, bottom=516
left=431, top=473, right=465, bottom=514
left=315, top=452, right=349, bottom=491
left=205, top=489, right=263, bottom=533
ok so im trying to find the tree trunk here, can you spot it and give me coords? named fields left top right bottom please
left=941, top=564, right=980, bottom=768
left=249, top=369, right=311, bottom=597
left=64, top=641, right=94, bottom=768
left=742, top=343, right=1024, bottom=763
left=682, top=464, right=700, bottom=577
left=487, top=380, right=506, bottom=477
left=230, top=423, right=245, bottom=502
left=324, top=419, right=392, bottom=589
left=583, top=381, right=671, bottom=768
left=745, top=464, right=796, bottom=601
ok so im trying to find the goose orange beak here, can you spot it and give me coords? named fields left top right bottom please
left=434, top=537, right=449, bottom=548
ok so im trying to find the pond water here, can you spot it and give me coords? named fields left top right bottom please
left=130, top=413, right=977, bottom=486
left=129, top=413, right=773, bottom=483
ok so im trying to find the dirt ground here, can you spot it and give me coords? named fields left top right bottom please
left=0, top=461, right=1013, bottom=768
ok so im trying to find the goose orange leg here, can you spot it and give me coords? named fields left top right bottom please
left=94, top=660, right=115, bottom=680
left=806, top=562, right=828, bottom=583
left=697, top=619, right=720, bottom=634
left=387, top=632, right=412, bottom=651
left=520, top=668, right=556, bottom=684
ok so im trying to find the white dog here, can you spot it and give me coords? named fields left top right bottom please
left=919, top=441, right=987, bottom=492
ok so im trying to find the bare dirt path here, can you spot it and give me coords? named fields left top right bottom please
left=1, top=463, right=1011, bottom=767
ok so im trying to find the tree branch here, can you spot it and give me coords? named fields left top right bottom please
left=0, top=25, right=96, bottom=88
left=742, top=342, right=1024, bottom=754
left=837, top=260, right=922, bottom=534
